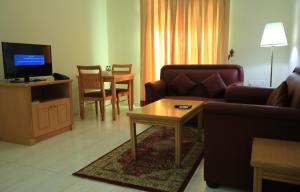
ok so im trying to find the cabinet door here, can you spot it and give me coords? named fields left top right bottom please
left=32, top=98, right=71, bottom=138
left=52, top=98, right=71, bottom=130
left=32, top=102, right=53, bottom=137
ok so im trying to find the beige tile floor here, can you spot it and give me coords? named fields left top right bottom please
left=0, top=106, right=243, bottom=192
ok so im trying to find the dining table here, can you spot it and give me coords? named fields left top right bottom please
left=102, top=71, right=134, bottom=120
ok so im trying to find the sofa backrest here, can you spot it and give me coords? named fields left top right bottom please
left=160, top=64, right=244, bottom=97
left=286, top=67, right=300, bottom=108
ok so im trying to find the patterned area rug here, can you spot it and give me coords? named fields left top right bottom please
left=73, top=126, right=203, bottom=192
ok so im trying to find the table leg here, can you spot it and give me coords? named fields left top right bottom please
left=253, top=167, right=262, bottom=192
left=130, top=78, right=134, bottom=110
left=111, top=79, right=117, bottom=120
left=175, top=122, right=182, bottom=168
left=129, top=118, right=137, bottom=160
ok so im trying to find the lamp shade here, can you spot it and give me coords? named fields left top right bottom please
left=260, top=22, right=288, bottom=47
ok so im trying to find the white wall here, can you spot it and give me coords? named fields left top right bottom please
left=289, top=0, right=300, bottom=72
left=107, top=0, right=141, bottom=105
left=229, top=0, right=294, bottom=87
left=0, top=0, right=108, bottom=113
left=0, top=0, right=141, bottom=114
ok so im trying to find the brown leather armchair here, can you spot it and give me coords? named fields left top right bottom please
left=203, top=68, right=300, bottom=191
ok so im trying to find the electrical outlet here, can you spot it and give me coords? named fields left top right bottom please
left=248, top=80, right=267, bottom=87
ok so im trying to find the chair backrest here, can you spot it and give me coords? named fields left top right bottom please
left=112, top=64, right=132, bottom=75
left=112, top=64, right=132, bottom=87
left=77, top=65, right=105, bottom=96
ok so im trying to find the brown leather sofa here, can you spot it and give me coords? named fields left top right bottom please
left=145, top=64, right=244, bottom=104
left=203, top=68, right=300, bottom=191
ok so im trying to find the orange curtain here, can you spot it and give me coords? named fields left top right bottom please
left=140, top=0, right=230, bottom=101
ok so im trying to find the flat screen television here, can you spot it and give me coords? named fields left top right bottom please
left=1, top=42, right=52, bottom=82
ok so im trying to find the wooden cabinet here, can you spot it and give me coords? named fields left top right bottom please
left=32, top=98, right=71, bottom=137
left=0, top=80, right=73, bottom=145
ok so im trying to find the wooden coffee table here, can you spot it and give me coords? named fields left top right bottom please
left=251, top=138, right=300, bottom=192
left=127, top=99, right=203, bottom=168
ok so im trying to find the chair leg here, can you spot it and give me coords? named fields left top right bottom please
left=127, top=95, right=131, bottom=111
left=100, top=100, right=105, bottom=121
left=117, top=95, right=120, bottom=115
left=95, top=101, right=98, bottom=114
left=79, top=100, right=85, bottom=119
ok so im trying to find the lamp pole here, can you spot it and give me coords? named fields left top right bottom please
left=270, top=46, right=274, bottom=87
left=260, top=22, right=288, bottom=87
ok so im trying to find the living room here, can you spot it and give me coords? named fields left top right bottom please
left=0, top=0, right=299, bottom=192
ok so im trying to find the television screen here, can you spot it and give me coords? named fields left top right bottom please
left=14, top=54, right=46, bottom=66
left=1, top=42, right=52, bottom=82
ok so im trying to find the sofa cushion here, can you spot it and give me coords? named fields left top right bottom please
left=188, top=84, right=208, bottom=97
left=286, top=71, right=300, bottom=108
left=161, top=64, right=244, bottom=86
left=201, top=73, right=227, bottom=97
left=169, top=72, right=197, bottom=95
left=266, top=81, right=289, bottom=107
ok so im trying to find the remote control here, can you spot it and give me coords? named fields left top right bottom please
left=174, top=105, right=192, bottom=109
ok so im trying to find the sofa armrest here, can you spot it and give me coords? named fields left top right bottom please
left=145, top=80, right=167, bottom=104
left=226, top=86, right=274, bottom=105
left=203, top=102, right=300, bottom=120
left=203, top=102, right=300, bottom=189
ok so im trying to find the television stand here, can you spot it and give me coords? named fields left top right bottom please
left=10, top=78, right=46, bottom=83
left=32, top=78, right=46, bottom=82
left=9, top=79, right=22, bottom=83
left=24, top=76, right=30, bottom=82
left=0, top=79, right=73, bottom=145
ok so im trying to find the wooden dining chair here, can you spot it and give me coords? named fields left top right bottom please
left=77, top=65, right=117, bottom=121
left=111, top=64, right=132, bottom=114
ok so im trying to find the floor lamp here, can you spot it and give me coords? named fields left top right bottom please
left=260, top=22, right=288, bottom=87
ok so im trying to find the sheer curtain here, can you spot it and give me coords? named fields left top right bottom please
left=140, top=0, right=230, bottom=101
